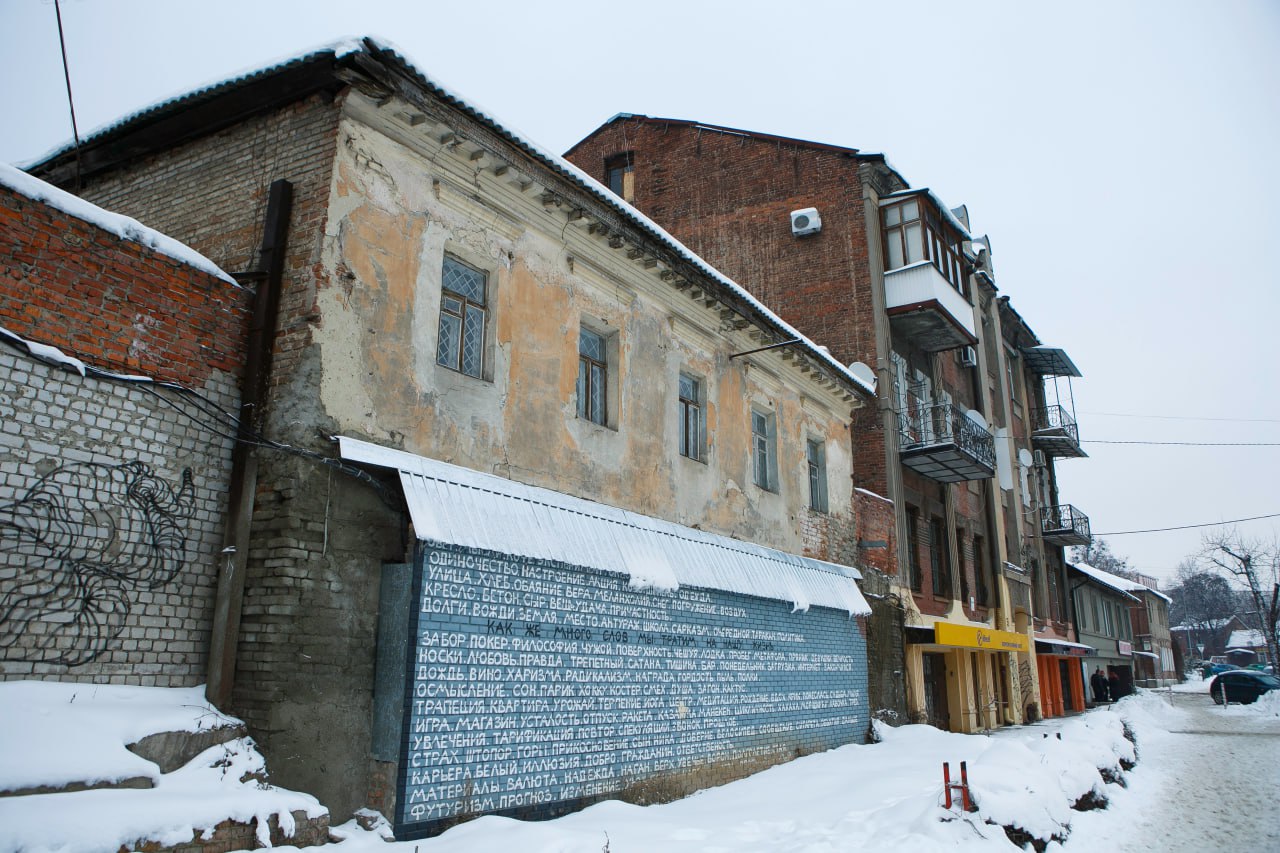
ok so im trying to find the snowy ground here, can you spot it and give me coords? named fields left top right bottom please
left=1, top=677, right=1276, bottom=852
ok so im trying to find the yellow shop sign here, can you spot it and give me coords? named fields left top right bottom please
left=934, top=622, right=1029, bottom=652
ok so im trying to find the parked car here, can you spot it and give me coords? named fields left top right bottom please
left=1201, top=661, right=1238, bottom=679
left=1209, top=669, right=1280, bottom=704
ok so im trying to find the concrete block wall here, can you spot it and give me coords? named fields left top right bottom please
left=0, top=182, right=250, bottom=684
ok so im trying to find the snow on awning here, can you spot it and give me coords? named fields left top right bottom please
left=1036, top=638, right=1095, bottom=655
left=1131, top=650, right=1159, bottom=660
left=338, top=436, right=870, bottom=615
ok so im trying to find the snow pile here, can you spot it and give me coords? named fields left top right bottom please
left=0, top=681, right=234, bottom=793
left=0, top=681, right=325, bottom=852
left=5, top=681, right=1274, bottom=851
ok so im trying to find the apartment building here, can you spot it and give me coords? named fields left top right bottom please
left=567, top=115, right=1094, bottom=729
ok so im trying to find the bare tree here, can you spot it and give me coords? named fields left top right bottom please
left=1199, top=531, right=1280, bottom=670
left=1169, top=561, right=1238, bottom=662
left=1071, top=538, right=1136, bottom=580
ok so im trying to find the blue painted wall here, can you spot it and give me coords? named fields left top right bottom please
left=396, top=541, right=869, bottom=838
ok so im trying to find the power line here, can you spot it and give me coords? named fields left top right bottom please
left=1084, top=440, right=1280, bottom=447
left=1093, top=512, right=1280, bottom=536
left=1083, top=411, right=1280, bottom=424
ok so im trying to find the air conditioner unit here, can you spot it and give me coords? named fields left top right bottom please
left=1033, top=450, right=1046, bottom=467
left=791, top=207, right=822, bottom=237
left=960, top=346, right=978, bottom=368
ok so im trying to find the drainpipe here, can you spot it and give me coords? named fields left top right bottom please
left=207, top=179, right=293, bottom=709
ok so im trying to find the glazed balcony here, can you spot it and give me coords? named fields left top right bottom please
left=1031, top=405, right=1087, bottom=458
left=884, top=261, right=977, bottom=352
left=1041, top=504, right=1091, bottom=547
left=898, top=399, right=996, bottom=483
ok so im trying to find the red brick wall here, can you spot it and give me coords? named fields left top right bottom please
left=0, top=185, right=249, bottom=384
left=568, top=119, right=880, bottom=370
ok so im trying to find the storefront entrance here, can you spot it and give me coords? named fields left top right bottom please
left=922, top=652, right=950, bottom=730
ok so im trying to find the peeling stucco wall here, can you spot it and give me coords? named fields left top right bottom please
left=315, top=110, right=860, bottom=564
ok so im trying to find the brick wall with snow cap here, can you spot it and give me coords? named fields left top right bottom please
left=0, top=166, right=251, bottom=685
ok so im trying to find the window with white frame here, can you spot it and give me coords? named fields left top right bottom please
left=751, top=408, right=777, bottom=492
left=806, top=438, right=828, bottom=512
left=437, top=255, right=488, bottom=378
left=577, top=327, right=608, bottom=425
left=881, top=195, right=967, bottom=294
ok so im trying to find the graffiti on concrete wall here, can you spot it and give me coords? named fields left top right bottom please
left=0, top=461, right=194, bottom=665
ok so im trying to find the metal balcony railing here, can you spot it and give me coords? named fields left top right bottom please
left=897, top=398, right=996, bottom=482
left=1031, top=405, right=1086, bottom=458
left=1041, top=504, right=1091, bottom=546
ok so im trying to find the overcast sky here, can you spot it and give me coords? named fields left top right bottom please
left=3, top=0, right=1278, bottom=587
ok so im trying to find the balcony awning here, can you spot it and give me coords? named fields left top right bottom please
left=1022, top=346, right=1082, bottom=378
left=338, top=436, right=870, bottom=615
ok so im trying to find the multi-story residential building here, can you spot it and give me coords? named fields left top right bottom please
left=996, top=300, right=1091, bottom=715
left=567, top=114, right=1093, bottom=730
left=18, top=40, right=880, bottom=837
left=1126, top=574, right=1177, bottom=686
left=1069, top=563, right=1141, bottom=700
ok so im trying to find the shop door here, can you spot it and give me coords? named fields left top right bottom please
left=922, top=652, right=951, bottom=730
left=1058, top=659, right=1075, bottom=712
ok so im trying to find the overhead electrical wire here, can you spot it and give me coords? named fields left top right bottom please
left=1083, top=439, right=1280, bottom=447
left=1083, top=411, right=1280, bottom=424
left=1092, top=512, right=1280, bottom=536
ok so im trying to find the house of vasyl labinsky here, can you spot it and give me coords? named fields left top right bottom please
left=12, top=39, right=882, bottom=838
left=567, top=115, right=1094, bottom=731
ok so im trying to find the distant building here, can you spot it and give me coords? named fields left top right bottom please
left=1070, top=563, right=1142, bottom=698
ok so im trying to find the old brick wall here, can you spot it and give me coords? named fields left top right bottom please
left=0, top=182, right=250, bottom=684
left=567, top=119, right=880, bottom=373
left=48, top=93, right=400, bottom=817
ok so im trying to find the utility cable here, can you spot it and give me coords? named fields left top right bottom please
left=1083, top=440, right=1280, bottom=447
left=1092, top=512, right=1280, bottom=536
left=1083, top=411, right=1280, bottom=424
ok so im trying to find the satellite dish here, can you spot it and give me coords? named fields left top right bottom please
left=848, top=361, right=876, bottom=391
left=964, top=409, right=988, bottom=430
left=1018, top=448, right=1033, bottom=468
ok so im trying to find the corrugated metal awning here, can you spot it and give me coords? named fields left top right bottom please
left=339, top=436, right=870, bottom=615
left=1022, top=346, right=1082, bottom=378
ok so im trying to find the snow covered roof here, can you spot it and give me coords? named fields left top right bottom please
left=26, top=37, right=874, bottom=402
left=1069, top=563, right=1142, bottom=602
left=1227, top=629, right=1267, bottom=649
left=1071, top=562, right=1171, bottom=603
left=338, top=436, right=870, bottom=616
left=0, top=162, right=236, bottom=286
